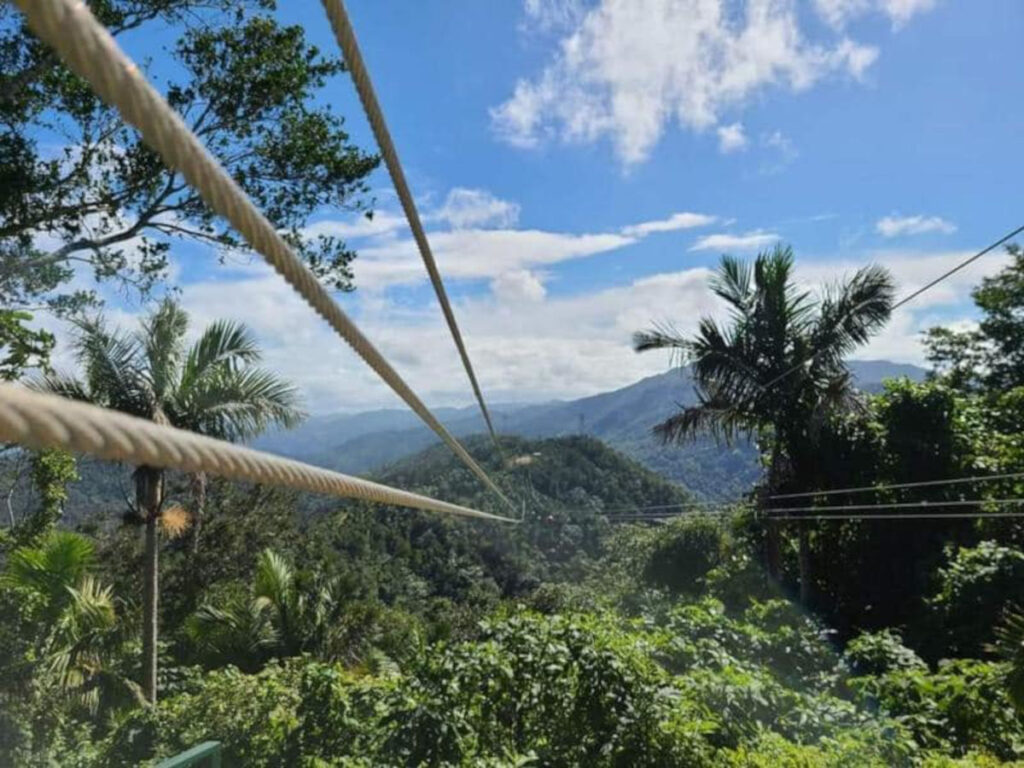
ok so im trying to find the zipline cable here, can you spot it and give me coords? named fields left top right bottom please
left=12, top=0, right=515, bottom=513
left=320, top=0, right=505, bottom=461
left=0, top=385, right=516, bottom=523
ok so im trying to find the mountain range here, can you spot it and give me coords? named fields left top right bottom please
left=254, top=360, right=926, bottom=500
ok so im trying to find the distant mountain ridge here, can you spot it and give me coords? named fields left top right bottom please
left=253, top=359, right=926, bottom=499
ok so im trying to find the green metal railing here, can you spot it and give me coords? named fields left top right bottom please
left=157, top=741, right=222, bottom=768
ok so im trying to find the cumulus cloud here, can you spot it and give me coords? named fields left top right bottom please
left=717, top=123, right=748, bottom=154
left=306, top=211, right=408, bottom=240
left=309, top=190, right=720, bottom=290
left=45, top=243, right=1003, bottom=415
left=621, top=211, right=717, bottom=237
left=814, top=0, right=937, bottom=30
left=434, top=188, right=521, bottom=229
left=354, top=228, right=636, bottom=288
left=490, top=269, right=547, bottom=303
left=492, top=0, right=880, bottom=164
left=876, top=214, right=957, bottom=237
left=522, top=0, right=584, bottom=32
left=690, top=230, right=781, bottom=252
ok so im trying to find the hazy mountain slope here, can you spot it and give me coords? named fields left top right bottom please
left=254, top=360, right=926, bottom=499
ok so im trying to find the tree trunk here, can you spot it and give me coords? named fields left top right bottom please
left=798, top=524, right=812, bottom=606
left=136, top=465, right=163, bottom=705
left=764, top=441, right=783, bottom=582
left=188, top=471, right=207, bottom=557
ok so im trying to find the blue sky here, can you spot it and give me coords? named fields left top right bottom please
left=41, top=0, right=1024, bottom=413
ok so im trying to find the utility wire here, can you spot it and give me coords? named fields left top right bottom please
left=603, top=497, right=1024, bottom=521
left=765, top=498, right=1024, bottom=514
left=320, top=0, right=505, bottom=461
left=769, top=470, right=1024, bottom=500
left=771, top=511, right=1024, bottom=522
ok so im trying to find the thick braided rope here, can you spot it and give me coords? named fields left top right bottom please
left=320, top=0, right=504, bottom=460
left=13, top=0, right=513, bottom=512
left=0, top=385, right=515, bottom=523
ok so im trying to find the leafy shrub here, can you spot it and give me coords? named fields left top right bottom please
left=642, top=516, right=725, bottom=594
left=96, top=662, right=303, bottom=766
left=705, top=552, right=776, bottom=611
left=929, top=542, right=1024, bottom=656
left=713, top=730, right=918, bottom=767
left=656, top=598, right=837, bottom=689
left=843, top=630, right=927, bottom=677
left=850, top=659, right=1024, bottom=760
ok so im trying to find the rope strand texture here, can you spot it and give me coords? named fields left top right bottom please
left=0, top=385, right=515, bottom=523
left=320, top=0, right=504, bottom=459
left=13, top=0, right=513, bottom=512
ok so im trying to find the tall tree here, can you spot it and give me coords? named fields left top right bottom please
left=925, top=243, right=1024, bottom=391
left=1, top=1, right=378, bottom=376
left=36, top=298, right=303, bottom=703
left=634, top=246, right=894, bottom=602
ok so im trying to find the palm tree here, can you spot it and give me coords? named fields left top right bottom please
left=36, top=299, right=304, bottom=703
left=1, top=531, right=134, bottom=713
left=184, top=548, right=344, bottom=671
left=634, top=245, right=894, bottom=602
left=991, top=605, right=1024, bottom=714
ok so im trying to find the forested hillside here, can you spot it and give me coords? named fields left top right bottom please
left=5, top=421, right=1024, bottom=765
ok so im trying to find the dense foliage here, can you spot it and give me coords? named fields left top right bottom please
left=4, top=430, right=1024, bottom=765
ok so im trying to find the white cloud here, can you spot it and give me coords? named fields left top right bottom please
left=760, top=130, right=799, bottom=174
left=490, top=269, right=547, bottom=302
left=493, top=0, right=879, bottom=164
left=308, top=190, right=722, bottom=290
left=48, top=244, right=1005, bottom=415
left=522, top=0, right=584, bottom=32
left=876, top=214, right=956, bottom=237
left=690, top=230, right=780, bottom=252
left=355, top=228, right=636, bottom=288
left=814, top=0, right=937, bottom=30
left=434, top=188, right=521, bottom=230
left=621, top=211, right=717, bottom=237
left=306, top=211, right=408, bottom=240
left=717, top=122, right=748, bottom=154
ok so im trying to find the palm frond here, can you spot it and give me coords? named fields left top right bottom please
left=991, top=604, right=1024, bottom=713
left=179, top=319, right=262, bottom=394
left=652, top=398, right=753, bottom=446
left=2, top=531, right=96, bottom=609
left=812, top=264, right=895, bottom=361
left=633, top=323, right=695, bottom=369
left=69, top=314, right=148, bottom=416
left=30, top=372, right=91, bottom=402
left=138, top=298, right=188, bottom=401
left=181, top=367, right=305, bottom=441
left=709, top=255, right=753, bottom=316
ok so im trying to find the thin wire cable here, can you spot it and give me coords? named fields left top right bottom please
left=772, top=511, right=1024, bottom=522
left=606, top=510, right=1024, bottom=523
left=769, top=470, right=1024, bottom=500
left=759, top=223, right=1024, bottom=394
left=0, top=385, right=516, bottom=523
left=765, top=498, right=1024, bottom=514
left=603, top=498, right=1024, bottom=520
left=599, top=499, right=744, bottom=514
left=320, top=0, right=504, bottom=460
left=12, top=0, right=514, bottom=513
